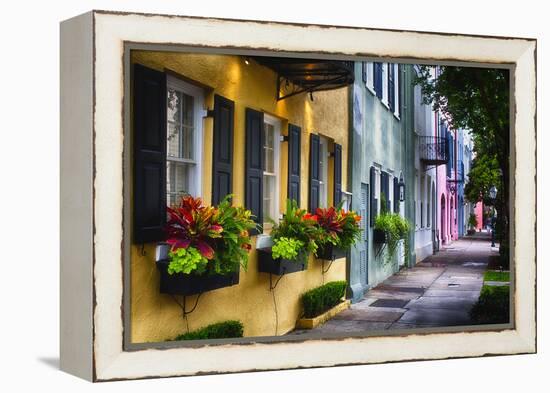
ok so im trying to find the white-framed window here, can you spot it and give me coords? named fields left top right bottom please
left=393, top=64, right=400, bottom=117
left=262, top=114, right=281, bottom=231
left=319, top=136, right=329, bottom=208
left=375, top=166, right=382, bottom=216
left=366, top=62, right=375, bottom=93
left=166, top=75, right=204, bottom=206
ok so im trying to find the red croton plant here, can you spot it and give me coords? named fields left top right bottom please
left=164, top=195, right=256, bottom=275
left=313, top=206, right=362, bottom=251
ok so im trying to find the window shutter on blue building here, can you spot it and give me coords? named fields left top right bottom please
left=212, top=94, right=234, bottom=205
left=245, top=108, right=264, bottom=234
left=393, top=176, right=399, bottom=213
left=287, top=124, right=301, bottom=204
left=133, top=63, right=167, bottom=244
left=388, top=64, right=395, bottom=111
left=333, top=143, right=342, bottom=206
left=309, top=134, right=321, bottom=212
left=362, top=62, right=367, bottom=83
left=369, top=166, right=377, bottom=227
left=374, top=62, right=383, bottom=99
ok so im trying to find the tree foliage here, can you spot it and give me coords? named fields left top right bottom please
left=464, top=154, right=502, bottom=206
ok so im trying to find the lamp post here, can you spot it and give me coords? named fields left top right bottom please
left=489, top=185, right=497, bottom=247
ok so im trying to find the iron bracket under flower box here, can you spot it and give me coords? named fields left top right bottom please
left=316, top=244, right=347, bottom=260
left=257, top=247, right=307, bottom=275
left=373, top=229, right=387, bottom=244
left=155, top=259, right=240, bottom=296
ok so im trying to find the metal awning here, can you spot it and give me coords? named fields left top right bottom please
left=253, top=57, right=354, bottom=101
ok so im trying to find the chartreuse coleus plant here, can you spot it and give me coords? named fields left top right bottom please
left=165, top=195, right=257, bottom=275
left=313, top=202, right=362, bottom=255
left=269, top=199, right=321, bottom=262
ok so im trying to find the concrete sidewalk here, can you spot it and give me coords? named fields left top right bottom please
left=290, top=232, right=497, bottom=335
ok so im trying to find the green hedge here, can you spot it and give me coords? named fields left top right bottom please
left=174, top=320, right=244, bottom=341
left=470, top=285, right=510, bottom=324
left=301, top=281, right=347, bottom=318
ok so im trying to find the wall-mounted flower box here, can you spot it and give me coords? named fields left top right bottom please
left=373, top=228, right=387, bottom=244
left=156, top=259, right=240, bottom=296
left=257, top=247, right=307, bottom=275
left=316, top=244, right=347, bottom=260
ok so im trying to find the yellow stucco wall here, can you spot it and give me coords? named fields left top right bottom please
left=130, top=50, right=349, bottom=343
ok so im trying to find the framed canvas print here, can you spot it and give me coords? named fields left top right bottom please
left=60, top=10, right=536, bottom=382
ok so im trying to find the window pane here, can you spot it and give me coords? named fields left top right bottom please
left=167, top=89, right=181, bottom=123
left=182, top=93, right=194, bottom=127
left=167, top=161, right=194, bottom=206
left=182, top=126, right=194, bottom=160
left=265, top=148, right=274, bottom=173
left=167, top=122, right=180, bottom=158
left=263, top=175, right=275, bottom=223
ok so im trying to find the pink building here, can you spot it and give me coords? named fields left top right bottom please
left=435, top=121, right=458, bottom=246
left=474, top=201, right=484, bottom=231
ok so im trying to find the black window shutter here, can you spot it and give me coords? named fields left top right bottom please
left=308, top=133, right=321, bottom=212
left=388, top=64, right=395, bottom=111
left=133, top=63, right=167, bottom=244
left=212, top=95, right=234, bottom=205
left=333, top=143, right=342, bottom=206
left=369, top=166, right=377, bottom=227
left=393, top=176, right=400, bottom=213
left=362, top=62, right=367, bottom=83
left=245, top=108, right=264, bottom=234
left=384, top=173, right=391, bottom=212
left=287, top=124, right=301, bottom=204
left=374, top=62, right=383, bottom=99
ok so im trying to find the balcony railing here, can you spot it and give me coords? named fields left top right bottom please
left=419, top=136, right=448, bottom=165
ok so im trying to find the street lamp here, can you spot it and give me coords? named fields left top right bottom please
left=489, top=186, right=497, bottom=247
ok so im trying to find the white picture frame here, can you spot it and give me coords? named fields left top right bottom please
left=60, top=10, right=536, bottom=381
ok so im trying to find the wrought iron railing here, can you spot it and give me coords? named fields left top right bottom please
left=419, top=136, right=448, bottom=165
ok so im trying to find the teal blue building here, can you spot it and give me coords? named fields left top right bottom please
left=347, top=62, right=416, bottom=302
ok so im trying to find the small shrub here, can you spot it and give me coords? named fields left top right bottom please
left=302, top=281, right=347, bottom=318
left=174, top=320, right=244, bottom=341
left=470, top=286, right=510, bottom=324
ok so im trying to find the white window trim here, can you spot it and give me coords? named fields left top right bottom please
left=393, top=64, right=400, bottom=119
left=387, top=170, right=394, bottom=212
left=374, top=165, right=382, bottom=215
left=166, top=74, right=204, bottom=200
left=262, top=114, right=281, bottom=233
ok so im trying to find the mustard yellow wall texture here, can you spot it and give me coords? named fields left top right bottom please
left=130, top=50, right=349, bottom=343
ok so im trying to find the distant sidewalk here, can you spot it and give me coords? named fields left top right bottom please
left=290, top=234, right=497, bottom=335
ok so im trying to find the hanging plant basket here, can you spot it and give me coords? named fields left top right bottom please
left=257, top=247, right=307, bottom=275
left=316, top=244, right=347, bottom=260
left=373, top=229, right=387, bottom=244
left=156, top=259, right=240, bottom=296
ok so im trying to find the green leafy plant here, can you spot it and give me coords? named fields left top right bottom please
left=374, top=212, right=411, bottom=265
left=314, top=202, right=362, bottom=254
left=301, top=281, right=347, bottom=318
left=271, top=237, right=305, bottom=260
left=167, top=247, right=208, bottom=275
left=174, top=320, right=244, bottom=340
left=270, top=199, right=321, bottom=261
left=165, top=195, right=257, bottom=276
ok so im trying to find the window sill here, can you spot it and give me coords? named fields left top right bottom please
left=381, top=100, right=390, bottom=111
left=366, top=85, right=376, bottom=96
left=393, top=112, right=401, bottom=121
left=255, top=234, right=274, bottom=249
